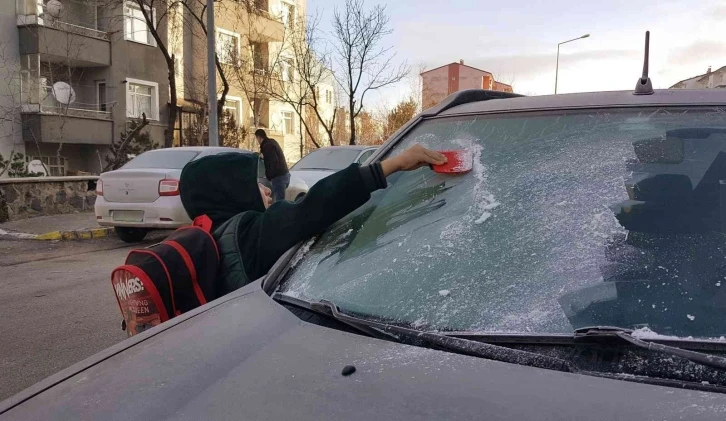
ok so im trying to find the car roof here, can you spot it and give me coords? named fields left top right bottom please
left=144, top=147, right=253, bottom=153
left=437, top=89, right=726, bottom=117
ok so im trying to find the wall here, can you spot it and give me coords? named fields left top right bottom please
left=0, top=176, right=98, bottom=222
left=458, top=65, right=488, bottom=91
left=108, top=3, right=170, bottom=150
left=421, top=67, right=450, bottom=110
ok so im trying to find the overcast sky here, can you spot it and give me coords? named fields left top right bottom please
left=309, top=0, right=726, bottom=106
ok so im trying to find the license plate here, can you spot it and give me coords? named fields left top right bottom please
left=112, top=210, right=144, bottom=222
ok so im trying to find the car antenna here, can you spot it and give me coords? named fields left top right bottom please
left=634, top=31, right=654, bottom=95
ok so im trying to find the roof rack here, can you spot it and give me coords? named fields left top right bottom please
left=421, top=89, right=524, bottom=117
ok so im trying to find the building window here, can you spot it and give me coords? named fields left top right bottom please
left=251, top=42, right=265, bottom=73
left=124, top=2, right=155, bottom=46
left=222, top=97, right=242, bottom=126
left=216, top=28, right=240, bottom=65
left=280, top=58, right=294, bottom=82
left=96, top=81, right=107, bottom=112
left=326, top=89, right=332, bottom=104
left=126, top=78, right=159, bottom=120
left=31, top=156, right=67, bottom=176
left=281, top=111, right=294, bottom=135
left=281, top=2, right=295, bottom=29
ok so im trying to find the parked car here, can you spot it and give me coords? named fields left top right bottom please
left=95, top=147, right=308, bottom=242
left=5, top=86, right=726, bottom=420
left=290, top=145, right=377, bottom=187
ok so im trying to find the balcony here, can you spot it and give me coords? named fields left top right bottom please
left=231, top=1, right=284, bottom=43
left=20, top=83, right=114, bottom=146
left=16, top=0, right=111, bottom=67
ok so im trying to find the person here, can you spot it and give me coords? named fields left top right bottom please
left=255, top=129, right=290, bottom=203
left=179, top=144, right=446, bottom=298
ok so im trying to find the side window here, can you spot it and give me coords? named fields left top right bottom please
left=258, top=156, right=266, bottom=178
left=357, top=150, right=375, bottom=164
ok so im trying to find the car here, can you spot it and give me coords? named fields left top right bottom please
left=95, top=147, right=308, bottom=242
left=5, top=86, right=726, bottom=420
left=290, top=145, right=377, bottom=188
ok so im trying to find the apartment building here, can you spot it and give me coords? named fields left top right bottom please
left=1, top=0, right=308, bottom=177
left=4, top=0, right=170, bottom=176
left=421, top=60, right=514, bottom=110
left=174, top=0, right=308, bottom=164
left=670, top=66, right=726, bottom=90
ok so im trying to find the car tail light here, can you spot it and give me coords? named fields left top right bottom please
left=159, top=179, right=180, bottom=196
left=96, top=180, right=103, bottom=196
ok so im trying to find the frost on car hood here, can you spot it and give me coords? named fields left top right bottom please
left=281, top=107, right=726, bottom=338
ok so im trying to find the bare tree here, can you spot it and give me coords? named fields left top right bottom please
left=118, top=0, right=179, bottom=148
left=103, top=113, right=152, bottom=171
left=331, top=0, right=408, bottom=145
left=263, top=13, right=340, bottom=149
left=180, top=0, right=232, bottom=128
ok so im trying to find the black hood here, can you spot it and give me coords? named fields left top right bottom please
left=180, top=152, right=265, bottom=226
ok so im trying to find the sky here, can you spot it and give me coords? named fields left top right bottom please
left=307, top=0, right=726, bottom=107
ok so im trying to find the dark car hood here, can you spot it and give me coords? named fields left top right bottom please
left=3, top=283, right=726, bottom=421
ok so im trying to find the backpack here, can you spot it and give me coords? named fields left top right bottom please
left=111, top=216, right=219, bottom=336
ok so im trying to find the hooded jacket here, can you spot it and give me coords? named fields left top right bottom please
left=179, top=151, right=387, bottom=298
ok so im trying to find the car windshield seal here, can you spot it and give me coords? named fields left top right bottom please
left=574, top=326, right=726, bottom=371
left=273, top=292, right=575, bottom=373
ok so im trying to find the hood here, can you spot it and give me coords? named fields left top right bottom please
left=180, top=152, right=265, bottom=226
left=289, top=169, right=334, bottom=188
left=4, top=285, right=726, bottom=421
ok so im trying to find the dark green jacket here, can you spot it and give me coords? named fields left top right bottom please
left=179, top=152, right=386, bottom=298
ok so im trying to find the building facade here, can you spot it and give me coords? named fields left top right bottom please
left=670, top=66, right=726, bottom=90
left=421, top=60, right=513, bottom=110
left=2, top=0, right=310, bottom=177
left=4, top=0, right=170, bottom=176
left=174, top=0, right=308, bottom=164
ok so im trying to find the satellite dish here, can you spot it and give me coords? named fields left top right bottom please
left=52, top=82, right=76, bottom=105
left=28, top=160, right=48, bottom=176
left=46, top=0, right=63, bottom=18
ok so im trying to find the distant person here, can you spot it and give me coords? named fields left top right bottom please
left=255, top=129, right=289, bottom=203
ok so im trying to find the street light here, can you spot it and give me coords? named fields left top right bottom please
left=554, top=34, right=590, bottom=94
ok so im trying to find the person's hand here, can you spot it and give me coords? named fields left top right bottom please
left=381, top=144, right=447, bottom=177
left=258, top=183, right=273, bottom=209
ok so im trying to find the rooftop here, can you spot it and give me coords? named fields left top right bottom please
left=670, top=65, right=726, bottom=88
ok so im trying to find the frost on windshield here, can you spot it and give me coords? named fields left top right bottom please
left=281, top=108, right=726, bottom=338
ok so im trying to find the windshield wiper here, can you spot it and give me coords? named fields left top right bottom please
left=575, top=326, right=726, bottom=371
left=273, top=293, right=574, bottom=373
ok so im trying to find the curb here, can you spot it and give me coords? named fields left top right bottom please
left=35, top=228, right=115, bottom=241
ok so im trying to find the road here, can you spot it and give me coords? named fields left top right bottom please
left=0, top=233, right=166, bottom=401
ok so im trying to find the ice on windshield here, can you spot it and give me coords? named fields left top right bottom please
left=281, top=107, right=726, bottom=338
left=292, top=148, right=363, bottom=171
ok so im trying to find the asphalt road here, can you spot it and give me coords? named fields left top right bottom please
left=0, top=232, right=167, bottom=401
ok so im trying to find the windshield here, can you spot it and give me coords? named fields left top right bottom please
left=280, top=107, right=726, bottom=338
left=122, top=150, right=200, bottom=170
left=292, top=148, right=363, bottom=171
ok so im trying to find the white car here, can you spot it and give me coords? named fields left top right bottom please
left=290, top=146, right=377, bottom=188
left=96, top=147, right=308, bottom=243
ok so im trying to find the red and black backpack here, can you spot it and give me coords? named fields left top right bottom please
left=111, top=216, right=219, bottom=336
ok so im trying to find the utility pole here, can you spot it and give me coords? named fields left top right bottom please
left=206, top=0, right=219, bottom=146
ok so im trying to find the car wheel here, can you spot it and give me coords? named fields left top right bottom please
left=114, top=227, right=150, bottom=243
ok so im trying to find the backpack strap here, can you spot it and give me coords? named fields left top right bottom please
left=193, top=215, right=213, bottom=232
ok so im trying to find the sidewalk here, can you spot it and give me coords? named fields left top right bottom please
left=0, top=212, right=113, bottom=240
